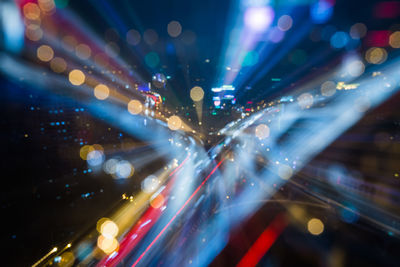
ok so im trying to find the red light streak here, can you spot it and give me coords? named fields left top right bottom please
left=131, top=159, right=225, bottom=267
left=236, top=213, right=288, bottom=267
left=168, top=154, right=190, bottom=177
left=97, top=153, right=190, bottom=267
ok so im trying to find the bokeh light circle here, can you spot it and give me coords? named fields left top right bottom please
left=142, top=175, right=160, bottom=193
left=115, top=160, right=134, bottom=179
left=365, top=47, right=387, bottom=64
left=349, top=23, right=367, bottom=39
left=79, top=145, right=94, bottom=160
left=87, top=150, right=105, bottom=167
left=307, top=218, right=324, bottom=235
left=69, top=69, right=85, bottom=85
left=168, top=115, right=182, bottom=130
left=389, top=31, right=400, bottom=48
left=127, top=99, right=143, bottom=115
left=37, top=45, right=54, bottom=62
left=150, top=194, right=165, bottom=208
left=297, top=93, right=314, bottom=109
left=167, top=21, right=182, bottom=37
left=277, top=15, right=293, bottom=31
left=145, top=52, right=160, bottom=68
left=38, top=0, right=56, bottom=14
left=190, top=86, right=204, bottom=102
left=23, top=3, right=41, bottom=20
left=94, top=84, right=110, bottom=100
left=100, top=220, right=119, bottom=238
left=75, top=44, right=91, bottom=60
left=347, top=60, right=365, bottom=77
left=103, top=158, right=118, bottom=174
left=97, top=235, right=119, bottom=254
left=278, top=164, right=293, bottom=180
left=330, top=31, right=349, bottom=49
left=126, top=29, right=141, bottom=45
left=268, top=27, right=285, bottom=43
left=320, top=81, right=336, bottom=96
left=26, top=24, right=43, bottom=41
left=50, top=57, right=67, bottom=73
left=255, top=124, right=270, bottom=140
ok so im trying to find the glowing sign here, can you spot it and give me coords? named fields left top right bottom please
left=222, top=85, right=235, bottom=90
left=223, top=94, right=235, bottom=99
left=212, top=85, right=235, bottom=92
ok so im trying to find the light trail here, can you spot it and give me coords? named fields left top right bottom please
left=97, top=153, right=191, bottom=267
left=31, top=247, right=57, bottom=267
left=168, top=154, right=190, bottom=178
left=236, top=213, right=288, bottom=267
left=131, top=158, right=225, bottom=267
